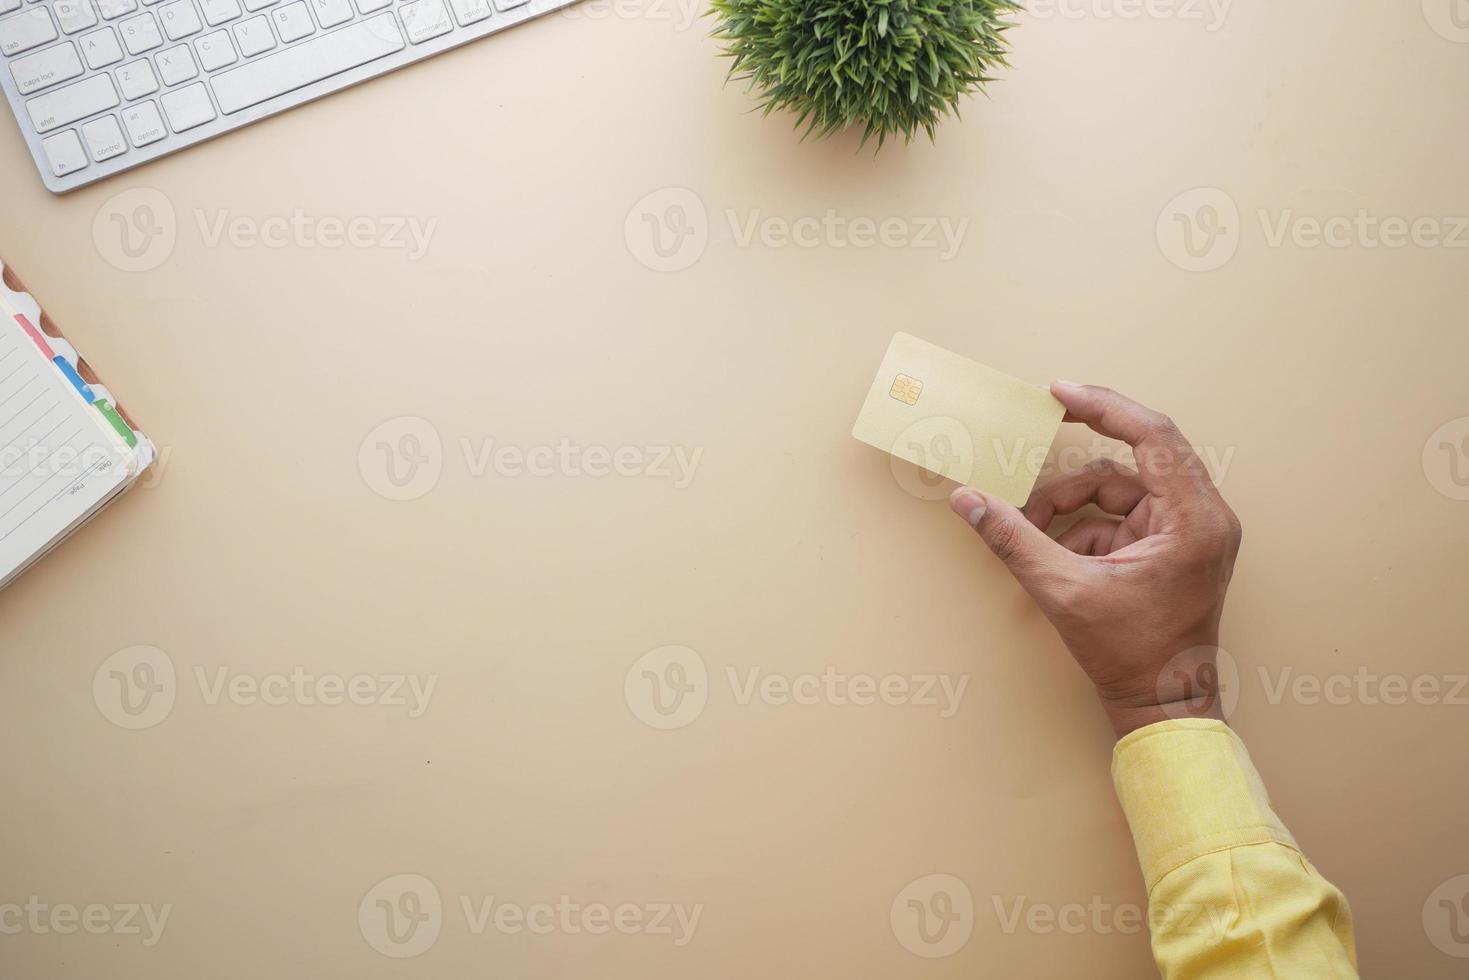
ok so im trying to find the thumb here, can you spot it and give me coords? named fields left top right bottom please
left=949, top=486, right=1071, bottom=590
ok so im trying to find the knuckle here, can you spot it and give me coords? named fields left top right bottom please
left=1225, top=509, right=1244, bottom=546
left=1145, top=411, right=1178, bottom=438
left=985, top=518, right=1026, bottom=564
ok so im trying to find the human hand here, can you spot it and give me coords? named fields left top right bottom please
left=948, top=383, right=1242, bottom=738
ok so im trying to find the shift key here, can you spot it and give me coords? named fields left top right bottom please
left=26, top=72, right=118, bottom=132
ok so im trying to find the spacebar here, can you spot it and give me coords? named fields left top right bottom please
left=211, top=14, right=406, bottom=115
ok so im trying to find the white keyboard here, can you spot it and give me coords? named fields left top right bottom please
left=0, top=0, right=578, bottom=192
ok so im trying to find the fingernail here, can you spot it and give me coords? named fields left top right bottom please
left=1053, top=380, right=1082, bottom=390
left=949, top=486, right=986, bottom=527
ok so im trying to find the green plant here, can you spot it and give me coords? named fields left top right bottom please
left=710, top=0, right=1021, bottom=148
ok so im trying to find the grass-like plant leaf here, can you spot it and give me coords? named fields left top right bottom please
left=710, top=0, right=1021, bottom=148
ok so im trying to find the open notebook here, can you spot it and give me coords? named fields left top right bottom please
left=0, top=258, right=153, bottom=591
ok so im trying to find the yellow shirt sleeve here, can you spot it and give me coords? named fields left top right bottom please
left=1111, top=718, right=1359, bottom=979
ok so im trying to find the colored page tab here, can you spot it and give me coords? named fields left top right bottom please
left=53, top=356, right=94, bottom=402
left=94, top=400, right=137, bottom=448
left=14, top=313, right=56, bottom=360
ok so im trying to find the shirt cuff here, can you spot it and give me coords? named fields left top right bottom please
left=1111, top=718, right=1300, bottom=893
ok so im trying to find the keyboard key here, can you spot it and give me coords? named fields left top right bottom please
left=155, top=42, right=195, bottom=82
left=41, top=128, right=88, bottom=175
left=193, top=28, right=233, bottom=67
left=492, top=0, right=528, bottom=10
left=197, top=0, right=236, bottom=25
left=115, top=58, right=157, bottom=97
left=97, top=0, right=137, bottom=19
left=354, top=0, right=389, bottom=13
left=306, top=0, right=348, bottom=26
left=120, top=98, right=165, bottom=144
left=25, top=72, right=118, bottom=131
left=230, top=12, right=269, bottom=53
left=54, top=0, right=98, bottom=32
left=211, top=11, right=402, bottom=113
left=447, top=0, right=488, bottom=25
left=81, top=112, right=127, bottom=158
left=159, top=79, right=212, bottom=129
left=9, top=40, right=83, bottom=93
left=0, top=0, right=19, bottom=13
left=118, top=11, right=160, bottom=51
left=269, top=1, right=311, bottom=41
left=157, top=0, right=199, bottom=37
left=241, top=0, right=274, bottom=11
left=0, top=7, right=58, bottom=55
left=400, top=0, right=449, bottom=43
left=79, top=26, right=122, bottom=66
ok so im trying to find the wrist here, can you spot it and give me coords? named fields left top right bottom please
left=1103, top=696, right=1226, bottom=740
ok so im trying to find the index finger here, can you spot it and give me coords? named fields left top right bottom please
left=1048, top=382, right=1215, bottom=499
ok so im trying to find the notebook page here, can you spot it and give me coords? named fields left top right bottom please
left=0, top=312, right=131, bottom=584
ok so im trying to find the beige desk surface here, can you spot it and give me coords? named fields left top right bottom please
left=2, top=1, right=1467, bottom=977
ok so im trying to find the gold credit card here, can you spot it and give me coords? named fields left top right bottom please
left=852, top=333, right=1065, bottom=505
